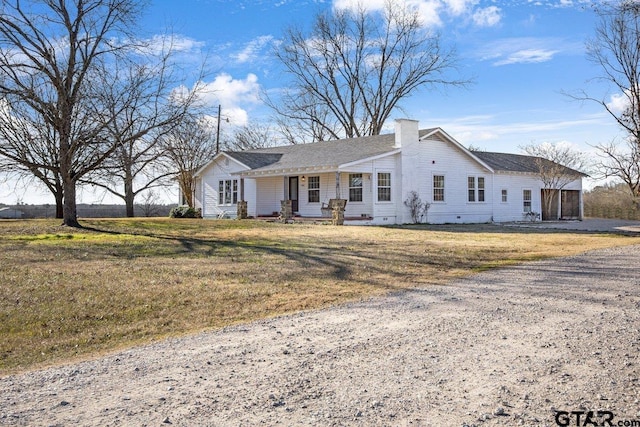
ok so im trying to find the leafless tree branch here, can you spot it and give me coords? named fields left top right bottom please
left=268, top=0, right=470, bottom=143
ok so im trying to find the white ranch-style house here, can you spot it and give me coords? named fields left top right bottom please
left=192, top=119, right=584, bottom=225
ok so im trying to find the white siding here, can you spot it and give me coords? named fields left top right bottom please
left=405, top=138, right=494, bottom=224
left=255, top=176, right=283, bottom=216
left=341, top=171, right=373, bottom=219
left=195, top=126, right=584, bottom=225
left=296, top=173, right=336, bottom=217
left=195, top=155, right=250, bottom=218
left=371, top=156, right=398, bottom=224
left=491, top=173, right=543, bottom=222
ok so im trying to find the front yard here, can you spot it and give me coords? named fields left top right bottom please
left=1, top=218, right=638, bottom=374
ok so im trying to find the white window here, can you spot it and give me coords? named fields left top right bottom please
left=218, top=179, right=238, bottom=205
left=478, top=177, right=485, bottom=202
left=349, top=174, right=363, bottom=202
left=501, top=189, right=508, bottom=203
left=433, top=175, right=445, bottom=202
left=523, top=189, right=532, bottom=212
left=377, top=172, right=391, bottom=202
left=308, top=176, right=320, bottom=203
left=468, top=176, right=485, bottom=203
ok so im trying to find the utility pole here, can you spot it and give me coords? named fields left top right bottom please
left=216, top=104, right=221, bottom=154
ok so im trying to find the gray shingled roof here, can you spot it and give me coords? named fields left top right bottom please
left=225, top=132, right=402, bottom=173
left=221, top=129, right=583, bottom=176
left=471, top=151, right=540, bottom=173
left=472, top=151, right=586, bottom=176
left=226, top=152, right=283, bottom=169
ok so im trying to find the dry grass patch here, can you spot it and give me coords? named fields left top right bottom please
left=1, top=218, right=638, bottom=374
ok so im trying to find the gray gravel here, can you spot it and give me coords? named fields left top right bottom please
left=2, top=244, right=640, bottom=426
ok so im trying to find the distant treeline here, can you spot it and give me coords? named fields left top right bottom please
left=584, top=183, right=639, bottom=220
left=3, top=186, right=638, bottom=221
left=1, top=204, right=178, bottom=219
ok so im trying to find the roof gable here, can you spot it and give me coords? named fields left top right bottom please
left=421, top=128, right=494, bottom=172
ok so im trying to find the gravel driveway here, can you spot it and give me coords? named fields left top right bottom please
left=507, top=218, right=640, bottom=234
left=2, top=244, right=640, bottom=427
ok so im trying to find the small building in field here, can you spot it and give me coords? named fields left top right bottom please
left=193, top=119, right=585, bottom=225
left=0, top=207, right=25, bottom=219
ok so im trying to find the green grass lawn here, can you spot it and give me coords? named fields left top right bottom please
left=1, top=218, right=638, bottom=375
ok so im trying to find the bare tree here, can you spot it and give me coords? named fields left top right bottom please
left=269, top=0, right=468, bottom=142
left=521, top=143, right=589, bottom=220
left=594, top=139, right=640, bottom=207
left=574, top=1, right=640, bottom=205
left=229, top=123, right=278, bottom=150
left=137, top=189, right=162, bottom=217
left=0, top=101, right=66, bottom=217
left=584, top=181, right=640, bottom=218
left=0, top=0, right=146, bottom=227
left=273, top=98, right=340, bottom=145
left=160, top=114, right=217, bottom=208
left=81, top=37, right=204, bottom=217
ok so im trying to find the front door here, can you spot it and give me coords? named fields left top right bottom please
left=289, top=176, right=299, bottom=213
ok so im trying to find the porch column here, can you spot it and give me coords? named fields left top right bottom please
left=280, top=199, right=293, bottom=223
left=331, top=199, right=346, bottom=226
left=335, top=171, right=341, bottom=199
left=237, top=201, right=248, bottom=219
left=284, top=176, right=289, bottom=200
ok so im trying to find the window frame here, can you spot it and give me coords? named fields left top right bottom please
left=348, top=173, right=363, bottom=202
left=523, top=189, right=532, bottom=212
left=501, top=189, right=508, bottom=203
left=478, top=177, right=485, bottom=202
left=467, top=176, right=486, bottom=203
left=308, top=176, right=320, bottom=203
left=376, top=171, right=392, bottom=202
left=433, top=174, right=445, bottom=202
left=218, top=179, right=238, bottom=206
left=467, top=176, right=475, bottom=202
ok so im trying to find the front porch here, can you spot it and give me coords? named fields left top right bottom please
left=254, top=213, right=374, bottom=225
left=238, top=171, right=379, bottom=221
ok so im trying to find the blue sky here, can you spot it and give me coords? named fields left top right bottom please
left=1, top=0, right=626, bottom=204
left=133, top=0, right=620, bottom=152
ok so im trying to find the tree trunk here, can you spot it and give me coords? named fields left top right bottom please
left=542, top=189, right=560, bottom=221
left=62, top=177, right=80, bottom=227
left=55, top=192, right=64, bottom=219
left=124, top=175, right=135, bottom=217
left=179, top=172, right=195, bottom=207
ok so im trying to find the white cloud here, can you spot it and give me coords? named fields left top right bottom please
left=331, top=0, right=500, bottom=28
left=427, top=112, right=612, bottom=147
left=144, top=34, right=205, bottom=56
left=232, top=35, right=274, bottom=64
left=415, top=0, right=445, bottom=27
left=332, top=0, right=386, bottom=11
left=472, top=6, right=501, bottom=27
left=476, top=37, right=562, bottom=66
left=606, top=92, right=629, bottom=115
left=444, top=0, right=478, bottom=16
left=197, top=73, right=262, bottom=127
left=493, top=48, right=558, bottom=65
